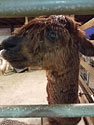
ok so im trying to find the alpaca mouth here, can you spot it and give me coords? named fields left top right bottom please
left=1, top=49, right=24, bottom=61
left=7, top=58, right=28, bottom=69
left=9, top=58, right=25, bottom=63
left=1, top=49, right=28, bottom=68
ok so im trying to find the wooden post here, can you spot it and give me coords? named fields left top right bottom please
left=25, top=17, right=29, bottom=24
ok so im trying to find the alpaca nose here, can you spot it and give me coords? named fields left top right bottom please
left=2, top=35, right=20, bottom=50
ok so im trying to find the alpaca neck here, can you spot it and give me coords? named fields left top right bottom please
left=46, top=65, right=79, bottom=104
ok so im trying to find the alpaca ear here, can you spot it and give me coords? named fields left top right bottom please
left=62, top=16, right=94, bottom=56
left=79, top=35, right=94, bottom=56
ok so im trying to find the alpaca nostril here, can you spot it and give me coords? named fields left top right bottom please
left=4, top=43, right=17, bottom=50
left=2, top=35, right=20, bottom=50
left=2, top=41, right=17, bottom=50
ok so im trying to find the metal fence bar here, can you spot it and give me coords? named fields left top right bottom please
left=41, top=117, right=43, bottom=125
left=0, top=104, right=94, bottom=118
left=0, top=0, right=94, bottom=17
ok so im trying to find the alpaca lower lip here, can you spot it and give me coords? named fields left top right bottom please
left=9, top=61, right=26, bottom=69
left=9, top=59, right=26, bottom=68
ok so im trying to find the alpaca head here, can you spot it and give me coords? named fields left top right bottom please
left=1, top=15, right=94, bottom=71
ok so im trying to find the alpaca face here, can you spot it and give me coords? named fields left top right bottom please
left=1, top=28, right=71, bottom=70
left=1, top=15, right=94, bottom=70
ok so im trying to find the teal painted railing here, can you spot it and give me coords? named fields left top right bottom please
left=0, top=104, right=94, bottom=118
left=0, top=0, right=94, bottom=120
left=0, top=0, right=94, bottom=17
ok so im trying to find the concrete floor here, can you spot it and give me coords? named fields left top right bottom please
left=0, top=70, right=85, bottom=125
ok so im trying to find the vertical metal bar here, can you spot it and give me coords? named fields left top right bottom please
left=41, top=117, right=43, bottom=125
left=86, top=72, right=90, bottom=86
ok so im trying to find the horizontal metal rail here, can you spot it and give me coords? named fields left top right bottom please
left=0, top=104, right=94, bottom=118
left=0, top=0, right=94, bottom=17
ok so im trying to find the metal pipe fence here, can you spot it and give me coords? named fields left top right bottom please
left=0, top=0, right=94, bottom=17
left=0, top=0, right=94, bottom=122
left=0, top=104, right=94, bottom=118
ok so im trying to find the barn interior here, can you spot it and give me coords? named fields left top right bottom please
left=0, top=2, right=94, bottom=125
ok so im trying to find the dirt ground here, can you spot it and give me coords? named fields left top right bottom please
left=0, top=70, right=85, bottom=125
left=0, top=70, right=48, bottom=125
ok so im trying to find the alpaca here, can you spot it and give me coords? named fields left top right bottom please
left=1, top=15, right=94, bottom=125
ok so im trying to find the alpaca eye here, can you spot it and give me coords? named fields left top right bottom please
left=49, top=31, right=56, bottom=41
left=46, top=28, right=58, bottom=42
